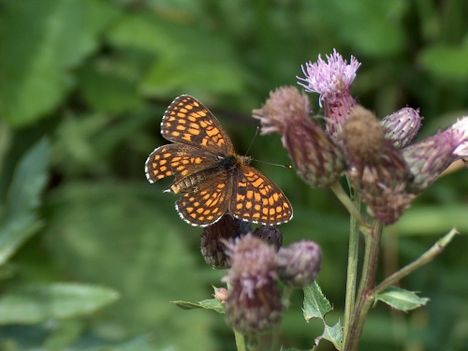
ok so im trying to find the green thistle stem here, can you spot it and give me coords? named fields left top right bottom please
left=342, top=193, right=361, bottom=346
left=344, top=221, right=382, bottom=351
left=330, top=182, right=370, bottom=234
left=234, top=329, right=247, bottom=351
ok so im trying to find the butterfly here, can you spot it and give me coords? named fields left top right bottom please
left=145, top=95, right=293, bottom=227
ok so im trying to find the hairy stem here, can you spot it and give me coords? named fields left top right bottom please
left=344, top=221, right=383, bottom=351
left=342, top=194, right=361, bottom=346
left=373, top=228, right=459, bottom=295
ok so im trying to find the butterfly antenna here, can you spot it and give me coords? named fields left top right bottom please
left=245, top=126, right=260, bottom=156
left=252, top=159, right=293, bottom=170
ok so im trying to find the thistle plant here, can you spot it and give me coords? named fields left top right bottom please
left=172, top=50, right=466, bottom=351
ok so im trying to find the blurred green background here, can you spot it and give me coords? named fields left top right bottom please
left=0, top=0, right=467, bottom=350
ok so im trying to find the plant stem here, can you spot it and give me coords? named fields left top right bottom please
left=234, top=329, right=247, bottom=351
left=342, top=194, right=361, bottom=346
left=344, top=221, right=383, bottom=351
left=330, top=182, right=370, bottom=234
left=373, top=228, right=459, bottom=295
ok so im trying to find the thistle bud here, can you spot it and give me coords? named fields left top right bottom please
left=403, top=117, right=468, bottom=193
left=253, top=86, right=344, bottom=187
left=342, top=106, right=413, bottom=224
left=252, top=86, right=310, bottom=136
left=200, top=215, right=251, bottom=269
left=283, top=116, right=345, bottom=187
left=381, top=107, right=422, bottom=148
left=224, top=235, right=282, bottom=334
left=297, top=49, right=361, bottom=139
left=253, top=226, right=283, bottom=251
left=276, top=241, right=321, bottom=288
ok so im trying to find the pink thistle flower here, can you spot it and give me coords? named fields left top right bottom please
left=297, top=49, right=361, bottom=139
left=297, top=49, right=361, bottom=100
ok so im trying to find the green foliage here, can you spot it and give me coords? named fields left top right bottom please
left=303, top=282, right=343, bottom=349
left=0, top=0, right=120, bottom=126
left=376, top=287, right=429, bottom=312
left=0, top=139, right=49, bottom=265
left=45, top=182, right=216, bottom=350
left=420, top=45, right=468, bottom=80
left=0, top=0, right=466, bottom=350
left=0, top=283, right=119, bottom=324
left=172, top=299, right=225, bottom=314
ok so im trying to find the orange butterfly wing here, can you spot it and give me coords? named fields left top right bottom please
left=230, top=165, right=293, bottom=225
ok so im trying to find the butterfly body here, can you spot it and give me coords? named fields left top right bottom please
left=145, top=95, right=293, bottom=227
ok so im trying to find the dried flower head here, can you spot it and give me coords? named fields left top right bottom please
left=224, top=234, right=281, bottom=334
left=365, top=184, right=416, bottom=225
left=253, top=226, right=283, bottom=251
left=283, top=116, right=345, bottom=187
left=253, top=86, right=344, bottom=187
left=253, top=86, right=310, bottom=136
left=276, top=241, right=321, bottom=288
left=342, top=105, right=386, bottom=163
left=297, top=49, right=361, bottom=139
left=403, top=118, right=468, bottom=193
left=226, top=276, right=282, bottom=334
left=342, top=106, right=413, bottom=224
left=226, top=234, right=277, bottom=279
left=200, top=215, right=251, bottom=269
left=381, top=107, right=423, bottom=148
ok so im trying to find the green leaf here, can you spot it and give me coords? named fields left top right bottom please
left=420, top=45, right=468, bottom=80
left=0, top=0, right=120, bottom=126
left=172, top=298, right=224, bottom=314
left=376, top=286, right=429, bottom=312
left=303, top=282, right=332, bottom=321
left=303, top=282, right=342, bottom=350
left=321, top=321, right=343, bottom=350
left=0, top=283, right=119, bottom=324
left=0, top=139, right=49, bottom=265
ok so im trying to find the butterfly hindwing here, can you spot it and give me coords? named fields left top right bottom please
left=175, top=171, right=231, bottom=226
left=161, top=95, right=234, bottom=155
left=145, top=144, right=218, bottom=183
left=230, top=165, right=293, bottom=225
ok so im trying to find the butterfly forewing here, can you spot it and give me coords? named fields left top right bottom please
left=145, top=144, right=218, bottom=183
left=161, top=95, right=234, bottom=155
left=230, top=165, right=293, bottom=225
left=176, top=171, right=231, bottom=226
